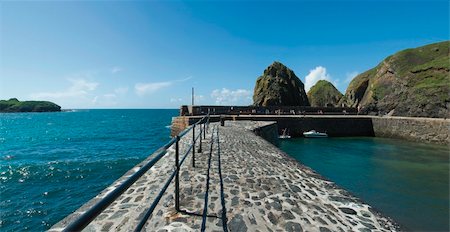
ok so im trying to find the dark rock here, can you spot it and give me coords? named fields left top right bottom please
left=319, top=227, right=332, bottom=232
left=267, top=212, right=278, bottom=225
left=228, top=214, right=248, bottom=232
left=248, top=213, right=257, bottom=225
left=339, top=207, right=357, bottom=215
left=231, top=196, right=239, bottom=206
left=361, top=221, right=377, bottom=229
left=281, top=210, right=295, bottom=220
left=284, top=221, right=303, bottom=232
left=253, top=61, right=310, bottom=106
left=289, top=184, right=301, bottom=193
left=270, top=200, right=282, bottom=211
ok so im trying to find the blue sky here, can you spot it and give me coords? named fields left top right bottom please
left=1, top=0, right=448, bottom=109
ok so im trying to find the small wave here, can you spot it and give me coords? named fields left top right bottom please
left=3, top=155, right=14, bottom=160
left=165, top=125, right=171, bottom=129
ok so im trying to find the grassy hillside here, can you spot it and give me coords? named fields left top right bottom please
left=0, top=98, right=61, bottom=113
left=307, top=80, right=343, bottom=107
left=339, top=41, right=449, bottom=118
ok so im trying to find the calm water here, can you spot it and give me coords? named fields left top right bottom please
left=0, top=109, right=178, bottom=231
left=280, top=137, right=449, bottom=231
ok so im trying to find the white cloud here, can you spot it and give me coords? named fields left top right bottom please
left=194, top=94, right=205, bottom=104
left=304, top=66, right=332, bottom=92
left=31, top=78, right=99, bottom=99
left=114, top=87, right=129, bottom=95
left=134, top=77, right=191, bottom=96
left=345, top=71, right=359, bottom=83
left=170, top=98, right=183, bottom=103
left=210, top=88, right=252, bottom=105
left=111, top=66, right=122, bottom=74
left=135, top=81, right=172, bottom=96
left=92, top=94, right=117, bottom=106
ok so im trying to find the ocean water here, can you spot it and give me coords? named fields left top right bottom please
left=279, top=137, right=449, bottom=231
left=0, top=109, right=178, bottom=231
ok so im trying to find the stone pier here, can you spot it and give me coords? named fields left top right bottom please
left=51, top=121, right=399, bottom=231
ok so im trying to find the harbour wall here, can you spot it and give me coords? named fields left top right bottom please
left=171, top=115, right=449, bottom=144
left=372, top=116, right=449, bottom=144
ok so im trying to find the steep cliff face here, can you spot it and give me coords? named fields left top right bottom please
left=307, top=80, right=343, bottom=107
left=339, top=41, right=449, bottom=118
left=253, top=61, right=309, bottom=106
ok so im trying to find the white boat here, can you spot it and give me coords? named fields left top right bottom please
left=279, top=128, right=291, bottom=139
left=303, top=130, right=328, bottom=138
left=279, top=134, right=291, bottom=139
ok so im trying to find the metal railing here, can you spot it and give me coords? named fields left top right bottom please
left=63, top=115, right=210, bottom=232
left=200, top=126, right=228, bottom=232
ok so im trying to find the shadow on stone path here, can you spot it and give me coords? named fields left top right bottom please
left=51, top=121, right=399, bottom=232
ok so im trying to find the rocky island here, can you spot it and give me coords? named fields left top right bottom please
left=0, top=98, right=61, bottom=113
left=253, top=61, right=310, bottom=107
left=307, top=80, right=343, bottom=107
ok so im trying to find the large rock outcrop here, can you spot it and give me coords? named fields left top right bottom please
left=339, top=41, right=450, bottom=118
left=307, top=80, right=343, bottom=107
left=253, top=61, right=309, bottom=106
left=0, top=98, right=61, bottom=112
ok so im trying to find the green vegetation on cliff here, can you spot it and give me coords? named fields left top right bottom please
left=307, top=80, right=343, bottom=107
left=339, top=41, right=449, bottom=118
left=0, top=98, right=61, bottom=112
left=253, top=61, right=309, bottom=106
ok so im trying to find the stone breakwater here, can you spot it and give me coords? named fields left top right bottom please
left=51, top=121, right=399, bottom=231
left=172, top=115, right=450, bottom=144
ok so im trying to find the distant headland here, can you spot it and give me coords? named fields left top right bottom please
left=0, top=98, right=61, bottom=113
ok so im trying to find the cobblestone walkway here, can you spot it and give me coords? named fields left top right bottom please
left=51, top=121, right=399, bottom=232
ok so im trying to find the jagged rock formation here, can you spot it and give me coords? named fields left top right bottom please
left=0, top=98, right=61, bottom=112
left=253, top=61, right=309, bottom=106
left=339, top=41, right=450, bottom=118
left=307, top=80, right=343, bottom=107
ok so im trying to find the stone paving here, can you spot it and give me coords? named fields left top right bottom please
left=51, top=121, right=400, bottom=232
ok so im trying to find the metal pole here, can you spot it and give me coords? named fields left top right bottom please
left=198, top=125, right=203, bottom=153
left=203, top=123, right=206, bottom=139
left=175, top=136, right=180, bottom=212
left=192, top=124, right=196, bottom=168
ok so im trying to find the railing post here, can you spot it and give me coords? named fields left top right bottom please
left=198, top=125, right=203, bottom=153
left=175, top=135, right=180, bottom=212
left=203, top=122, right=206, bottom=139
left=192, top=124, right=196, bottom=168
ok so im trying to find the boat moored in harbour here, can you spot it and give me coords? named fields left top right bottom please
left=303, top=130, right=328, bottom=138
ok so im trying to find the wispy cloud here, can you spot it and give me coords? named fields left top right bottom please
left=304, top=66, right=335, bottom=92
left=210, top=88, right=252, bottom=105
left=170, top=97, right=184, bottom=103
left=92, top=93, right=118, bottom=106
left=114, top=87, right=129, bottom=95
left=31, top=78, right=99, bottom=99
left=345, top=71, right=359, bottom=83
left=111, top=66, right=122, bottom=74
left=134, top=77, right=191, bottom=96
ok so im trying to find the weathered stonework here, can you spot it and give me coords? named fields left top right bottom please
left=172, top=115, right=450, bottom=144
left=51, top=121, right=400, bottom=231
left=372, top=116, right=449, bottom=145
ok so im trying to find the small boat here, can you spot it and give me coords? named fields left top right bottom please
left=303, top=130, right=328, bottom=138
left=279, top=128, right=291, bottom=139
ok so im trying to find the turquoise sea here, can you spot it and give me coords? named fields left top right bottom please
left=1, top=110, right=449, bottom=231
left=280, top=137, right=449, bottom=231
left=0, top=109, right=178, bottom=231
